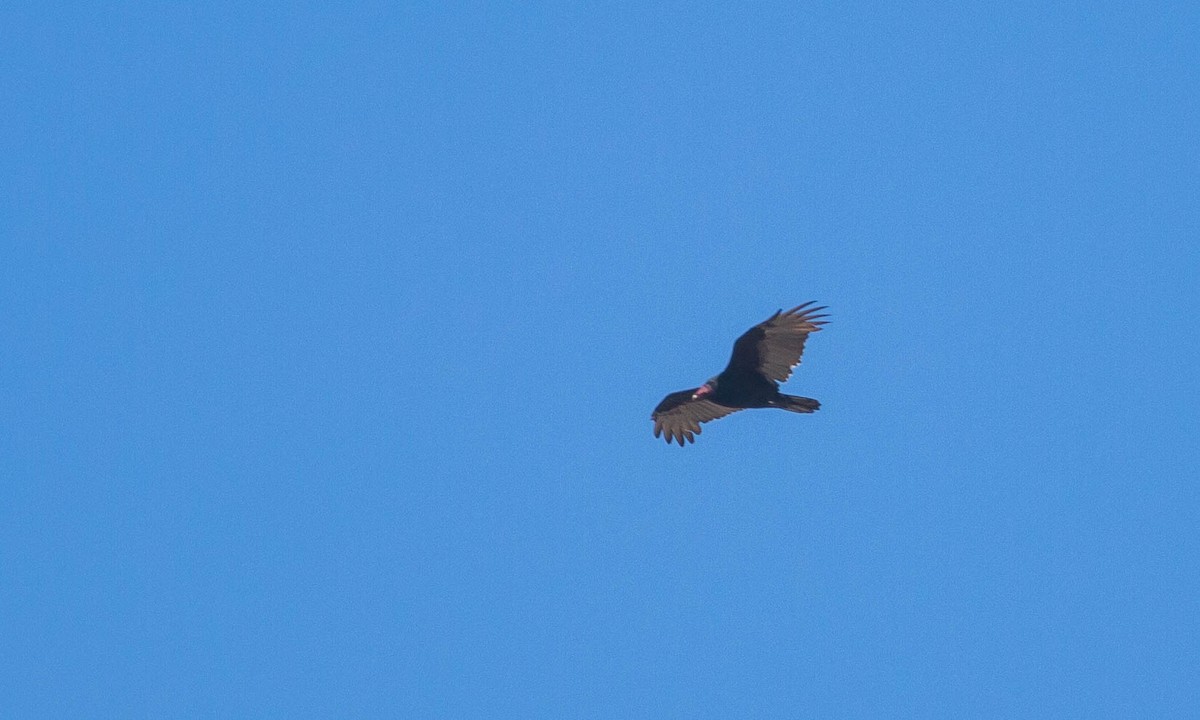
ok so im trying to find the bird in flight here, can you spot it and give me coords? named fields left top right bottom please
left=651, top=302, right=830, bottom=445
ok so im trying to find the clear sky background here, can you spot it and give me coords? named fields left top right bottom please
left=4, top=2, right=1198, bottom=717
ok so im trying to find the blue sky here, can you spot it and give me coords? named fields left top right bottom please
left=4, top=2, right=1198, bottom=717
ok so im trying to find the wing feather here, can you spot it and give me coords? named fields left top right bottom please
left=724, top=302, right=829, bottom=383
left=650, top=390, right=741, bottom=446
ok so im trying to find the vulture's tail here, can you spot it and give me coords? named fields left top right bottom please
left=776, top=394, right=820, bottom=413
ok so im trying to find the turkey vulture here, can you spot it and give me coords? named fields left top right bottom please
left=651, top=302, right=829, bottom=445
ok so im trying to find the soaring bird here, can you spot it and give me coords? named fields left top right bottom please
left=651, top=302, right=829, bottom=445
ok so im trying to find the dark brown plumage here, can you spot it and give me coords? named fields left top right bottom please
left=651, top=302, right=829, bottom=445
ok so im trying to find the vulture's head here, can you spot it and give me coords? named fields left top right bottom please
left=692, top=378, right=719, bottom=400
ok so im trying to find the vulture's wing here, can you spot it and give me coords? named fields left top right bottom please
left=651, top=390, right=741, bottom=446
left=724, top=302, right=829, bottom=383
